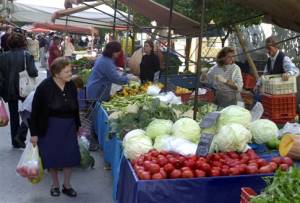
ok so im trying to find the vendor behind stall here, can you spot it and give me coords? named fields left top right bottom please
left=201, top=47, right=243, bottom=107
left=86, top=41, right=138, bottom=102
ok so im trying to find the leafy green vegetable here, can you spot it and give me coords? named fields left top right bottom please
left=251, top=167, right=300, bottom=203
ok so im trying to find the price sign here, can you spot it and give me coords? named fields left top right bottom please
left=200, top=112, right=220, bottom=128
left=196, top=133, right=214, bottom=156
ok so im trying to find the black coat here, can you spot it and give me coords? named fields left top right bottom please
left=0, top=48, right=38, bottom=102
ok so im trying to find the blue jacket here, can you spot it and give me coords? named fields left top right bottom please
left=86, top=55, right=128, bottom=101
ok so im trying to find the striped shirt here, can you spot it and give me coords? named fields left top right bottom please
left=207, top=63, right=243, bottom=93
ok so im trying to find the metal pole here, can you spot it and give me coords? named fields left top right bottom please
left=112, top=0, right=118, bottom=39
left=124, top=3, right=131, bottom=71
left=164, top=0, right=174, bottom=91
left=193, top=0, right=206, bottom=120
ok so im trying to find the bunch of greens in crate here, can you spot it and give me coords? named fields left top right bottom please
left=251, top=167, right=300, bottom=203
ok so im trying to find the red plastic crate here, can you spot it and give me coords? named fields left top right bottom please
left=240, top=187, right=257, bottom=203
left=197, top=89, right=215, bottom=102
left=262, top=94, right=297, bottom=119
left=242, top=73, right=256, bottom=89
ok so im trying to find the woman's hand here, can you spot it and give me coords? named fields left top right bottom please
left=30, top=136, right=38, bottom=146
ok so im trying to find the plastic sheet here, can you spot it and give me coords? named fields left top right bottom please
left=117, top=158, right=272, bottom=203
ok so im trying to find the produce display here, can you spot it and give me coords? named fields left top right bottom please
left=115, top=82, right=164, bottom=97
left=251, top=167, right=300, bottom=203
left=72, top=57, right=94, bottom=69
left=131, top=149, right=293, bottom=180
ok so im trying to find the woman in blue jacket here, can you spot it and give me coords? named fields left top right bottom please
left=87, top=41, right=137, bottom=102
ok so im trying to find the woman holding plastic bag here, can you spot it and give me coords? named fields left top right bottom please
left=30, top=57, right=80, bottom=197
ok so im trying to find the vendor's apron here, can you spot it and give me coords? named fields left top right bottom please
left=214, top=90, right=238, bottom=107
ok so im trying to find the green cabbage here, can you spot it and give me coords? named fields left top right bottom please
left=249, top=119, right=279, bottom=144
left=153, top=135, right=171, bottom=151
left=213, top=123, right=252, bottom=152
left=146, top=119, right=173, bottom=140
left=172, top=118, right=201, bottom=143
left=123, top=134, right=153, bottom=160
left=218, top=105, right=252, bottom=130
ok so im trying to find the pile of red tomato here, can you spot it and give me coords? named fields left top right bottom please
left=131, top=149, right=293, bottom=180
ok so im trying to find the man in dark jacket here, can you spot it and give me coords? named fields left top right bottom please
left=0, top=32, right=38, bottom=148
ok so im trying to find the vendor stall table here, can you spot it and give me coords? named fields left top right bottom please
left=117, top=158, right=271, bottom=203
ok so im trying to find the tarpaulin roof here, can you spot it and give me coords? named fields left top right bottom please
left=119, top=0, right=201, bottom=37
left=231, top=0, right=300, bottom=33
left=10, top=0, right=129, bottom=29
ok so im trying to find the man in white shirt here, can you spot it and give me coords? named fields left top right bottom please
left=255, top=36, right=299, bottom=91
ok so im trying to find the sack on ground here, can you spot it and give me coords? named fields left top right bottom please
left=79, top=136, right=95, bottom=169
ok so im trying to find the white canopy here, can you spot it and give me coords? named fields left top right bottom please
left=10, top=0, right=129, bottom=29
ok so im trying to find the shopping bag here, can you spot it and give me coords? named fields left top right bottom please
left=16, top=142, right=43, bottom=184
left=0, top=98, right=9, bottom=127
left=79, top=136, right=95, bottom=169
left=19, top=52, right=38, bottom=98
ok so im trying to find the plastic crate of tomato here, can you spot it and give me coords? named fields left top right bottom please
left=242, top=73, right=256, bottom=90
left=262, top=94, right=297, bottom=120
left=175, top=93, right=192, bottom=103
left=240, top=187, right=257, bottom=203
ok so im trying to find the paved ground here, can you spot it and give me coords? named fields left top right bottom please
left=0, top=68, right=114, bottom=203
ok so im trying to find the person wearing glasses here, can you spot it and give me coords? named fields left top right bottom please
left=254, top=36, right=299, bottom=92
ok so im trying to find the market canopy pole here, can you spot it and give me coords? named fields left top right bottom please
left=164, top=0, right=174, bottom=91
left=112, top=0, right=118, bottom=39
left=193, top=0, right=206, bottom=120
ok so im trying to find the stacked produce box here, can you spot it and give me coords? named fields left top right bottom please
left=261, top=74, right=297, bottom=124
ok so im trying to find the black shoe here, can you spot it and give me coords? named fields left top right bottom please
left=50, top=187, right=60, bottom=197
left=62, top=185, right=77, bottom=197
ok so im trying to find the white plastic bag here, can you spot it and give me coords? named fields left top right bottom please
left=147, top=85, right=161, bottom=96
left=278, top=122, right=300, bottom=137
left=16, top=142, right=41, bottom=179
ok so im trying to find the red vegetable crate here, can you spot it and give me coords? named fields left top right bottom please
left=240, top=187, right=257, bottom=203
left=242, top=73, right=256, bottom=90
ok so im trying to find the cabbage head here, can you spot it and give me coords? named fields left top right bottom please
left=249, top=119, right=278, bottom=144
left=213, top=123, right=252, bottom=152
left=153, top=135, right=171, bottom=151
left=123, top=129, right=146, bottom=144
left=146, top=119, right=173, bottom=140
left=172, top=118, right=201, bottom=143
left=218, top=105, right=252, bottom=130
left=123, top=135, right=153, bottom=160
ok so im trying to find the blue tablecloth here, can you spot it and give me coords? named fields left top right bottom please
left=94, top=103, right=109, bottom=148
left=117, top=158, right=272, bottom=203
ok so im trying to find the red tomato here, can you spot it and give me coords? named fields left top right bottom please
left=152, top=172, right=163, bottom=180
left=246, top=165, right=258, bottom=174
left=212, top=154, right=221, bottom=161
left=281, top=157, right=293, bottom=166
left=206, top=154, right=214, bottom=161
left=143, top=161, right=152, bottom=171
left=182, top=170, right=194, bottom=178
left=200, top=163, right=211, bottom=172
left=259, top=165, right=273, bottom=174
left=178, top=156, right=186, bottom=164
left=158, top=157, right=168, bottom=167
left=229, top=167, right=240, bottom=176
left=164, top=163, right=175, bottom=174
left=271, top=157, right=282, bottom=165
left=222, top=165, right=229, bottom=170
left=269, top=162, right=278, bottom=171
left=190, top=155, right=198, bottom=162
left=184, top=159, right=196, bottom=169
left=140, top=171, right=151, bottom=180
left=149, top=163, right=160, bottom=174
left=170, top=169, right=182, bottom=179
left=228, top=151, right=239, bottom=159
left=160, top=168, right=167, bottom=179
left=196, top=160, right=205, bottom=169
left=131, top=160, right=137, bottom=166
left=246, top=149, right=259, bottom=159
left=160, top=151, right=168, bottom=156
left=210, top=168, right=221, bottom=176
left=137, top=158, right=144, bottom=166
left=197, top=157, right=206, bottom=162
left=150, top=150, right=159, bottom=157
left=237, top=164, right=247, bottom=174
left=257, top=159, right=268, bottom=167
left=248, top=162, right=259, bottom=168
left=279, top=164, right=289, bottom=171
left=195, top=169, right=206, bottom=177
left=221, top=168, right=229, bottom=176
left=144, top=154, right=152, bottom=161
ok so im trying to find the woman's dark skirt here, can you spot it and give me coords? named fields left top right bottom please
left=38, top=117, right=80, bottom=169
